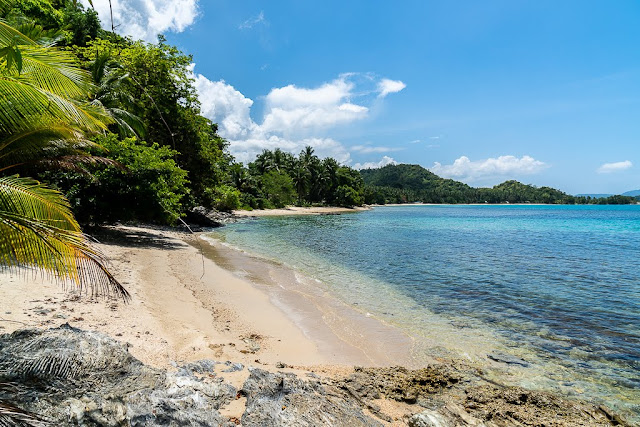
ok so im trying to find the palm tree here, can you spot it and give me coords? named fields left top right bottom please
left=90, top=51, right=146, bottom=138
left=0, top=19, right=127, bottom=299
left=291, top=164, right=310, bottom=205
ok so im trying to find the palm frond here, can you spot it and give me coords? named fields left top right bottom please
left=0, top=176, right=129, bottom=299
left=0, top=20, right=37, bottom=47
left=17, top=45, right=95, bottom=96
left=0, top=400, right=48, bottom=427
left=0, top=126, right=85, bottom=166
left=109, top=108, right=146, bottom=138
left=14, top=23, right=63, bottom=48
left=34, top=154, right=123, bottom=174
left=0, top=80, right=109, bottom=135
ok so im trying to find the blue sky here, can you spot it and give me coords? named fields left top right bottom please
left=86, top=0, right=640, bottom=194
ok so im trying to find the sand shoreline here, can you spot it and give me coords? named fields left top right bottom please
left=0, top=224, right=412, bottom=370
left=233, top=205, right=371, bottom=216
left=1, top=223, right=634, bottom=425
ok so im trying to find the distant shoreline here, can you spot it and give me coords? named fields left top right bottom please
left=233, top=205, right=371, bottom=216
left=233, top=202, right=639, bottom=218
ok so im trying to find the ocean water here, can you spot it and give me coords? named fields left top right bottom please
left=208, top=205, right=640, bottom=418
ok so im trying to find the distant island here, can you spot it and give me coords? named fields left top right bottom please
left=360, top=164, right=639, bottom=205
left=578, top=190, right=640, bottom=199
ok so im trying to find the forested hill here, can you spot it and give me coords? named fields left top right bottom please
left=360, top=164, right=637, bottom=205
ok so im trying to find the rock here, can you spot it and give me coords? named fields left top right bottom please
left=339, top=365, right=461, bottom=402
left=487, top=352, right=529, bottom=367
left=241, top=368, right=383, bottom=426
left=276, top=361, right=288, bottom=369
left=242, top=336, right=261, bottom=353
left=0, top=326, right=630, bottom=427
left=0, top=325, right=236, bottom=426
left=408, top=409, right=451, bottom=427
left=184, top=206, right=237, bottom=228
left=223, top=361, right=244, bottom=373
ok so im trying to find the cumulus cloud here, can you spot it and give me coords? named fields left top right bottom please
left=377, top=79, right=406, bottom=98
left=239, top=11, right=267, bottom=30
left=231, top=136, right=351, bottom=165
left=352, top=145, right=403, bottom=154
left=353, top=156, right=398, bottom=170
left=193, top=75, right=257, bottom=139
left=430, top=155, right=547, bottom=182
left=597, top=160, right=632, bottom=174
left=192, top=70, right=404, bottom=163
left=260, top=78, right=369, bottom=135
left=82, top=0, right=199, bottom=42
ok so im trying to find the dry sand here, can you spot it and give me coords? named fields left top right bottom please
left=1, top=225, right=632, bottom=425
left=0, top=224, right=412, bottom=371
left=233, top=206, right=371, bottom=216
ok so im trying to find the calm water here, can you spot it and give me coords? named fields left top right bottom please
left=209, top=205, right=640, bottom=418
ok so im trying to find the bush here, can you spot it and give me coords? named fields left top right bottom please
left=212, top=185, right=241, bottom=211
left=41, top=134, right=189, bottom=224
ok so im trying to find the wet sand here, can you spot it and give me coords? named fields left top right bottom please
left=0, top=224, right=412, bottom=369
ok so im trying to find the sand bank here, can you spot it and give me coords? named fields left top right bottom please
left=233, top=206, right=371, bottom=216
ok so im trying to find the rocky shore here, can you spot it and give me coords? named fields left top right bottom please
left=0, top=325, right=628, bottom=426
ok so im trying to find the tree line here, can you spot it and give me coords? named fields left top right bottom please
left=2, top=0, right=368, bottom=225
left=361, top=164, right=638, bottom=205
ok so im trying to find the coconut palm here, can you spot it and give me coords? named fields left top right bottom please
left=90, top=51, right=146, bottom=138
left=0, top=19, right=127, bottom=299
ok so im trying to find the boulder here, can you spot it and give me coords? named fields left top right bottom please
left=241, top=368, right=382, bottom=426
left=184, top=206, right=237, bottom=228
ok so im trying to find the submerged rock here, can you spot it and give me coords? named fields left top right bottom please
left=487, top=352, right=529, bottom=367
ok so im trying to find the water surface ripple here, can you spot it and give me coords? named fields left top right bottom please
left=210, top=205, right=640, bottom=418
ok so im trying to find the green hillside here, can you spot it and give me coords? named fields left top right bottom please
left=360, top=164, right=636, bottom=205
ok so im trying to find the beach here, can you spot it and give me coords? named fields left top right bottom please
left=1, top=224, right=412, bottom=370
left=0, top=220, right=633, bottom=425
left=233, top=206, right=372, bottom=217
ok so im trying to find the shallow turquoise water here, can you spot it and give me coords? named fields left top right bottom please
left=210, top=205, right=640, bottom=417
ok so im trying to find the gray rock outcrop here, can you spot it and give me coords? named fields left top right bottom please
left=0, top=324, right=236, bottom=426
left=241, top=368, right=382, bottom=427
left=184, top=206, right=236, bottom=228
left=0, top=326, right=631, bottom=426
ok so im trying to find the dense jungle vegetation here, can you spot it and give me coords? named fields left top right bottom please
left=2, top=0, right=635, bottom=233
left=361, top=164, right=637, bottom=205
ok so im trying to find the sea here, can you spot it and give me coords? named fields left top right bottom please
left=206, top=204, right=640, bottom=420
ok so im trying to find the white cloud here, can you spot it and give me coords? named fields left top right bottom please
left=260, top=78, right=369, bottom=135
left=410, top=139, right=421, bottom=144
left=597, top=160, right=632, bottom=174
left=352, top=145, right=403, bottom=154
left=430, top=155, right=547, bottom=182
left=239, top=11, right=266, bottom=30
left=230, top=136, right=351, bottom=165
left=353, top=156, right=398, bottom=170
left=193, top=75, right=257, bottom=140
left=377, top=78, right=406, bottom=98
left=82, top=0, right=199, bottom=42
left=193, top=69, right=404, bottom=164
